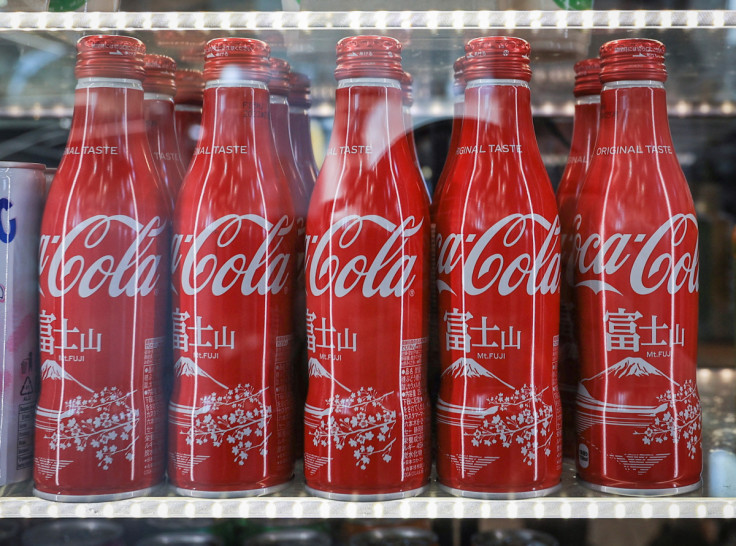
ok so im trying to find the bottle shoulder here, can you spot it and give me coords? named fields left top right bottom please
left=436, top=154, right=557, bottom=223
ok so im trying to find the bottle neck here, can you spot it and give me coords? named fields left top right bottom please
left=143, top=92, right=184, bottom=194
left=596, top=80, right=674, bottom=152
left=329, top=78, right=407, bottom=157
left=289, top=106, right=317, bottom=173
left=67, top=78, right=146, bottom=151
left=567, top=95, right=600, bottom=167
left=460, top=79, right=534, bottom=149
left=195, top=80, right=272, bottom=154
left=270, top=94, right=294, bottom=158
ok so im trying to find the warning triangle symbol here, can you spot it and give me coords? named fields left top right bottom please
left=20, top=377, right=33, bottom=396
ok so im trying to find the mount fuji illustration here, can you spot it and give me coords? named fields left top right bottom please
left=41, top=360, right=93, bottom=393
left=576, top=357, right=673, bottom=432
left=174, top=357, right=227, bottom=389
left=308, top=358, right=349, bottom=391
left=442, top=357, right=513, bottom=389
left=582, top=357, right=680, bottom=386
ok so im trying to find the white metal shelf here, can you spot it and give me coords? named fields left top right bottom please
left=0, top=10, right=736, bottom=32
left=0, top=368, right=732, bottom=519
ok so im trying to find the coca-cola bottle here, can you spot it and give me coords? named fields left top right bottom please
left=169, top=38, right=296, bottom=497
left=34, top=35, right=169, bottom=501
left=435, top=36, right=562, bottom=498
left=556, top=58, right=601, bottom=461
left=433, top=56, right=465, bottom=205
left=401, top=71, right=427, bottom=196
left=288, top=71, right=318, bottom=196
left=304, top=35, right=431, bottom=500
left=143, top=54, right=187, bottom=206
left=174, top=68, right=204, bottom=166
left=574, top=38, right=701, bottom=495
left=270, top=57, right=309, bottom=449
left=429, top=56, right=465, bottom=397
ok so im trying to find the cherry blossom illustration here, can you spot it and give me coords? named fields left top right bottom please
left=639, top=380, right=701, bottom=460
left=310, top=387, right=397, bottom=470
left=41, top=386, right=140, bottom=471
left=466, top=385, right=555, bottom=466
left=183, top=384, right=271, bottom=466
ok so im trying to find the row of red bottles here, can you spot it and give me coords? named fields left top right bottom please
left=33, top=32, right=700, bottom=502
left=34, top=35, right=320, bottom=501
left=567, top=40, right=701, bottom=495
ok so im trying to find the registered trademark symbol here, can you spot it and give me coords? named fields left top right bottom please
left=409, top=289, right=415, bottom=297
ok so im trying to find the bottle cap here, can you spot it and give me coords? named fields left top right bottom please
left=174, top=69, right=204, bottom=105
left=573, top=57, right=602, bottom=97
left=599, top=38, right=667, bottom=83
left=202, top=38, right=271, bottom=84
left=75, top=35, right=146, bottom=80
left=288, top=72, right=311, bottom=108
left=453, top=56, right=466, bottom=96
left=401, top=71, right=413, bottom=106
left=143, top=54, right=177, bottom=96
left=269, top=57, right=291, bottom=97
left=335, top=35, right=403, bottom=81
left=463, top=36, right=532, bottom=82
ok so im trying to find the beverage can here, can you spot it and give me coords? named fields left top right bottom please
left=0, top=162, right=44, bottom=488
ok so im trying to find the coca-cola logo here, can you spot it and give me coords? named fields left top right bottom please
left=173, top=214, right=293, bottom=296
left=436, top=214, right=560, bottom=296
left=574, top=213, right=698, bottom=295
left=40, top=215, right=166, bottom=298
left=306, top=215, right=423, bottom=298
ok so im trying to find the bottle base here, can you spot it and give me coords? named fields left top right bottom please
left=33, top=483, right=163, bottom=503
left=172, top=479, right=292, bottom=499
left=438, top=482, right=561, bottom=500
left=579, top=479, right=702, bottom=497
left=305, top=484, right=428, bottom=501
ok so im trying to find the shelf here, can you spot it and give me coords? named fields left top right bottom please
left=0, top=367, right=733, bottom=519
left=1, top=10, right=736, bottom=32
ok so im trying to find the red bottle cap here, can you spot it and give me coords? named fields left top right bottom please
left=288, top=72, right=311, bottom=108
left=599, top=38, right=667, bottom=83
left=573, top=57, right=602, bottom=97
left=175, top=69, right=204, bottom=105
left=143, top=54, right=177, bottom=96
left=335, top=35, right=403, bottom=81
left=75, top=35, right=146, bottom=80
left=463, top=36, right=532, bottom=82
left=453, top=56, right=466, bottom=95
left=269, top=57, right=291, bottom=97
left=202, top=37, right=271, bottom=84
left=401, top=71, right=413, bottom=106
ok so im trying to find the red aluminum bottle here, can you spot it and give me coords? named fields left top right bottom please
left=270, top=58, right=309, bottom=455
left=401, top=71, right=429, bottom=199
left=574, top=39, right=701, bottom=495
left=144, top=54, right=187, bottom=206
left=174, top=69, right=204, bottom=166
left=288, top=71, right=318, bottom=197
left=556, top=58, right=601, bottom=461
left=34, top=35, right=169, bottom=502
left=432, top=56, right=465, bottom=205
left=435, top=36, right=562, bottom=499
left=270, top=58, right=309, bottom=218
left=429, top=56, right=465, bottom=400
left=169, top=37, right=296, bottom=498
left=304, top=35, right=431, bottom=500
